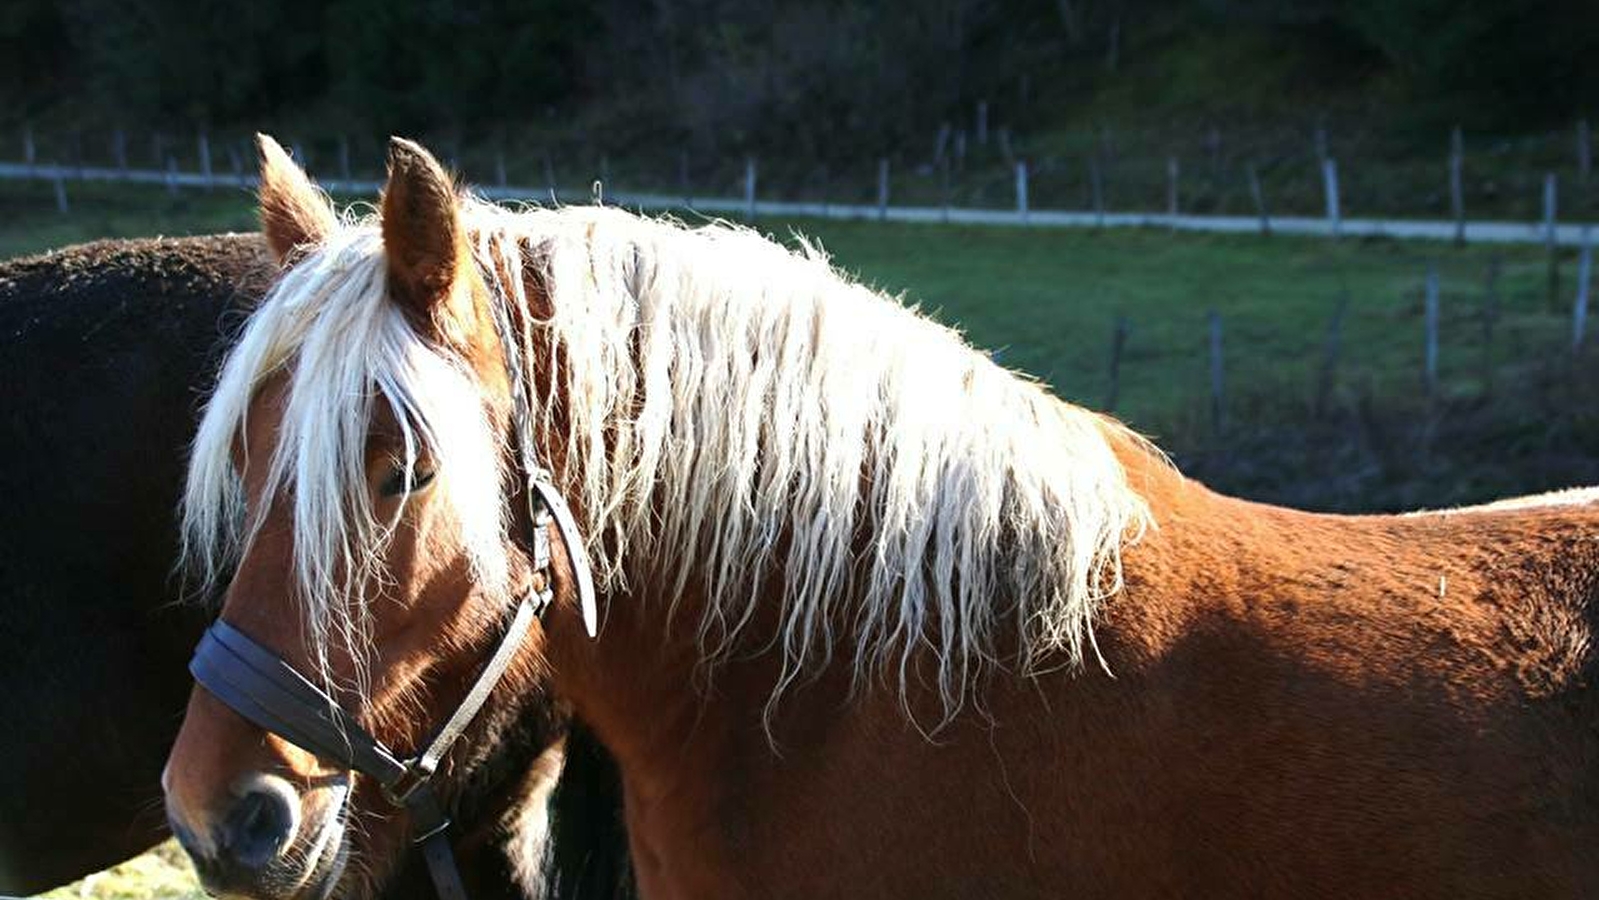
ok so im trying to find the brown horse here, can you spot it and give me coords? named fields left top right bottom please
left=164, top=135, right=1599, bottom=899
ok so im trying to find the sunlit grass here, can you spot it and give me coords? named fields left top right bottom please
left=38, top=842, right=201, bottom=900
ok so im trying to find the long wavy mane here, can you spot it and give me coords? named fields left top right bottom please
left=184, top=200, right=1156, bottom=718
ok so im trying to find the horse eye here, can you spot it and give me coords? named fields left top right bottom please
left=380, top=465, right=436, bottom=497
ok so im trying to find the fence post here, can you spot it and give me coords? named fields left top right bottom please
left=198, top=130, right=213, bottom=190
left=1247, top=163, right=1270, bottom=235
left=1105, top=314, right=1129, bottom=412
left=1166, top=155, right=1179, bottom=225
left=542, top=153, right=557, bottom=201
left=954, top=130, right=967, bottom=172
left=1576, top=228, right=1593, bottom=354
left=877, top=157, right=890, bottom=222
left=23, top=124, right=36, bottom=170
left=1423, top=266, right=1440, bottom=396
left=1580, top=118, right=1592, bottom=186
left=1449, top=126, right=1465, bottom=245
left=744, top=156, right=757, bottom=221
left=1090, top=152, right=1105, bottom=228
left=933, top=122, right=951, bottom=164
left=165, top=155, right=178, bottom=197
left=1015, top=160, right=1029, bottom=222
left=112, top=128, right=127, bottom=172
left=495, top=148, right=508, bottom=188
left=1322, top=158, right=1341, bottom=238
left=679, top=149, right=692, bottom=208
left=339, top=135, right=353, bottom=183
left=1545, top=172, right=1560, bottom=306
left=1208, top=310, right=1225, bottom=436
left=53, top=170, right=68, bottom=214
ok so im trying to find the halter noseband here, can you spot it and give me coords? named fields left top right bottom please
left=187, top=269, right=598, bottom=900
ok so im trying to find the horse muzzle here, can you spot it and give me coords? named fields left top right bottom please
left=169, top=773, right=349, bottom=900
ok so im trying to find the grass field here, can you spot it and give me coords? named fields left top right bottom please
left=0, top=178, right=1576, bottom=439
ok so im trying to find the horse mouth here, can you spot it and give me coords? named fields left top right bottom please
left=291, top=783, right=350, bottom=900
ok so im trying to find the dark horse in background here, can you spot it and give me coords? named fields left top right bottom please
left=0, top=234, right=630, bottom=899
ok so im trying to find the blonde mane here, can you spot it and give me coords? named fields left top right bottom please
left=184, top=200, right=1154, bottom=718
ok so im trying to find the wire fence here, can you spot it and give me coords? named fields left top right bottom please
left=5, top=120, right=1599, bottom=246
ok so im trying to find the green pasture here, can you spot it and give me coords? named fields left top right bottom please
left=0, top=178, right=1575, bottom=438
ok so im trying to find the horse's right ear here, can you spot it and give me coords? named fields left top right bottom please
left=256, top=134, right=336, bottom=265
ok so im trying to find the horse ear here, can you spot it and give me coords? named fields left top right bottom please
left=380, top=137, right=469, bottom=330
left=256, top=134, right=336, bottom=265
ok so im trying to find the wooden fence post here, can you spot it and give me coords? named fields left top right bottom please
left=1166, top=155, right=1179, bottom=223
left=1015, top=160, right=1029, bottom=222
left=1545, top=172, right=1561, bottom=306
left=198, top=130, right=213, bottom=190
left=1322, top=158, right=1341, bottom=238
left=52, top=170, right=68, bottom=214
left=112, top=128, right=127, bottom=171
left=1247, top=163, right=1270, bottom=235
left=1449, top=126, right=1465, bottom=245
left=1208, top=310, right=1225, bottom=436
left=1090, top=152, right=1105, bottom=228
left=165, top=155, right=178, bottom=197
left=679, top=149, right=692, bottom=208
left=1105, top=314, right=1129, bottom=412
left=744, top=156, right=757, bottom=221
left=933, top=122, right=951, bottom=164
left=1580, top=118, right=1592, bottom=186
left=23, top=124, right=35, bottom=170
left=877, top=157, right=890, bottom=222
left=1575, top=228, right=1593, bottom=354
left=339, top=135, right=353, bottom=182
left=940, top=156, right=952, bottom=224
left=1423, top=266, right=1440, bottom=396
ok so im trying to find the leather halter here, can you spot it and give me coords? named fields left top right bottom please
left=187, top=272, right=598, bottom=900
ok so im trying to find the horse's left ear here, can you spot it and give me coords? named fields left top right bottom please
left=380, top=137, right=471, bottom=333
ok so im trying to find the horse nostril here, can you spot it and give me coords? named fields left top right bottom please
left=222, top=787, right=296, bottom=868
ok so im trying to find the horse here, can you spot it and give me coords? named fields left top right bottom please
left=0, top=233, right=632, bottom=900
left=162, top=135, right=1599, bottom=899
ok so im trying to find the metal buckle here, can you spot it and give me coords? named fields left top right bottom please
left=382, top=758, right=437, bottom=807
